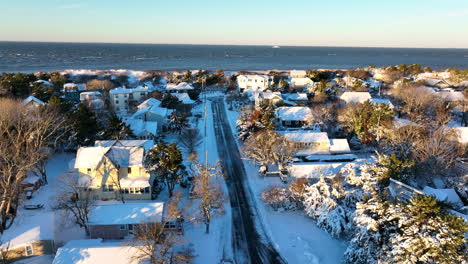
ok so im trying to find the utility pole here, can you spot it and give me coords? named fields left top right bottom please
left=202, top=76, right=208, bottom=170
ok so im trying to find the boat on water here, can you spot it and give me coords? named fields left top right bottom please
left=272, top=45, right=280, bottom=49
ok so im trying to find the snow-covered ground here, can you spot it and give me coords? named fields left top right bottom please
left=165, top=93, right=232, bottom=264
left=224, top=100, right=348, bottom=264
left=2, top=153, right=86, bottom=252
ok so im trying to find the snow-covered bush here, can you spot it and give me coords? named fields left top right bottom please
left=303, top=177, right=354, bottom=238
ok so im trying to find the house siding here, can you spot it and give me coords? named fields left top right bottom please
left=5, top=240, right=55, bottom=263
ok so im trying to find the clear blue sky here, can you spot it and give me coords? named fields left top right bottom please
left=1, top=0, right=467, bottom=48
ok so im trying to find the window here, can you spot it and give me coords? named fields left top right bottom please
left=115, top=100, right=119, bottom=104
left=127, top=167, right=132, bottom=174
left=102, top=184, right=114, bottom=192
left=87, top=168, right=92, bottom=174
left=120, top=224, right=127, bottom=230
left=164, top=221, right=177, bottom=229
left=128, top=224, right=134, bottom=234
left=25, top=244, right=33, bottom=256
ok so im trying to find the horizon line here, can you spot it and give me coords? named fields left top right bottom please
left=1, top=40, right=467, bottom=50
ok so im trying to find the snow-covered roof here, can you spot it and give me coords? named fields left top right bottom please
left=22, top=96, right=45, bottom=106
left=88, top=202, right=164, bottom=225
left=416, top=77, right=450, bottom=87
left=53, top=239, right=141, bottom=264
left=289, top=162, right=352, bottom=178
left=256, top=92, right=282, bottom=101
left=34, top=80, right=54, bottom=86
left=74, top=146, right=109, bottom=169
left=63, top=83, right=78, bottom=90
left=436, top=91, right=465, bottom=102
left=237, top=74, right=272, bottom=81
left=275, top=106, right=312, bottom=121
left=423, top=186, right=463, bottom=207
left=1, top=212, right=55, bottom=250
left=110, top=86, right=148, bottom=95
left=125, top=119, right=158, bottom=138
left=329, top=138, right=351, bottom=154
left=74, top=146, right=145, bottom=169
left=165, top=82, right=194, bottom=91
left=290, top=77, right=313, bottom=85
left=120, top=177, right=150, bottom=188
left=370, top=98, right=394, bottom=108
left=95, top=140, right=154, bottom=152
left=454, top=127, right=468, bottom=144
left=290, top=70, right=307, bottom=77
left=137, top=98, right=161, bottom=109
left=171, top=93, right=195, bottom=104
left=339, top=92, right=371, bottom=104
left=132, top=105, right=169, bottom=119
left=282, top=131, right=329, bottom=143
left=287, top=93, right=308, bottom=101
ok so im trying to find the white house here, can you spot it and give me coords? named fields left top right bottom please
left=165, top=82, right=195, bottom=93
left=290, top=70, right=307, bottom=78
left=282, top=131, right=330, bottom=155
left=109, top=87, right=150, bottom=114
left=275, top=106, right=313, bottom=128
left=416, top=77, right=451, bottom=88
left=237, top=75, right=274, bottom=93
left=340, top=92, right=372, bottom=104
left=132, top=105, right=169, bottom=131
left=254, top=92, right=283, bottom=107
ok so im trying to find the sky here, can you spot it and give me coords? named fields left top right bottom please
left=0, top=0, right=467, bottom=48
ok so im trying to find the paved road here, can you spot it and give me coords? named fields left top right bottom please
left=211, top=98, right=287, bottom=264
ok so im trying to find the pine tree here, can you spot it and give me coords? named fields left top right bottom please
left=144, top=142, right=185, bottom=197
left=102, top=114, right=135, bottom=140
left=68, top=103, right=98, bottom=146
left=389, top=195, right=468, bottom=264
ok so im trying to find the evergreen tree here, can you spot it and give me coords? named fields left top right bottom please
left=102, top=114, right=135, bottom=140
left=68, top=103, right=98, bottom=146
left=161, top=93, right=181, bottom=109
left=389, top=195, right=468, bottom=264
left=168, top=112, right=188, bottom=134
left=144, top=142, right=185, bottom=197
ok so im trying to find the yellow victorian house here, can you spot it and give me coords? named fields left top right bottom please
left=74, top=140, right=154, bottom=200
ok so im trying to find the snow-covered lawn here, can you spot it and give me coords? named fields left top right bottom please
left=2, top=153, right=86, bottom=252
left=224, top=100, right=348, bottom=264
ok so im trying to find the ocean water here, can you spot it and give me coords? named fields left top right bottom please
left=0, top=41, right=467, bottom=73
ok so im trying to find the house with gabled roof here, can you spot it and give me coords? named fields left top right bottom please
left=275, top=106, right=313, bottom=128
left=339, top=92, right=371, bottom=104
left=74, top=140, right=154, bottom=200
left=237, top=75, right=274, bottom=93
left=87, top=202, right=179, bottom=239
left=22, top=96, right=45, bottom=108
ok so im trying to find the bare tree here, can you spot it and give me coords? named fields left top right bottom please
left=178, top=128, right=202, bottom=155
left=53, top=173, right=95, bottom=236
left=0, top=99, right=67, bottom=233
left=190, top=160, right=225, bottom=234
left=131, top=196, right=194, bottom=264
left=242, top=130, right=297, bottom=172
